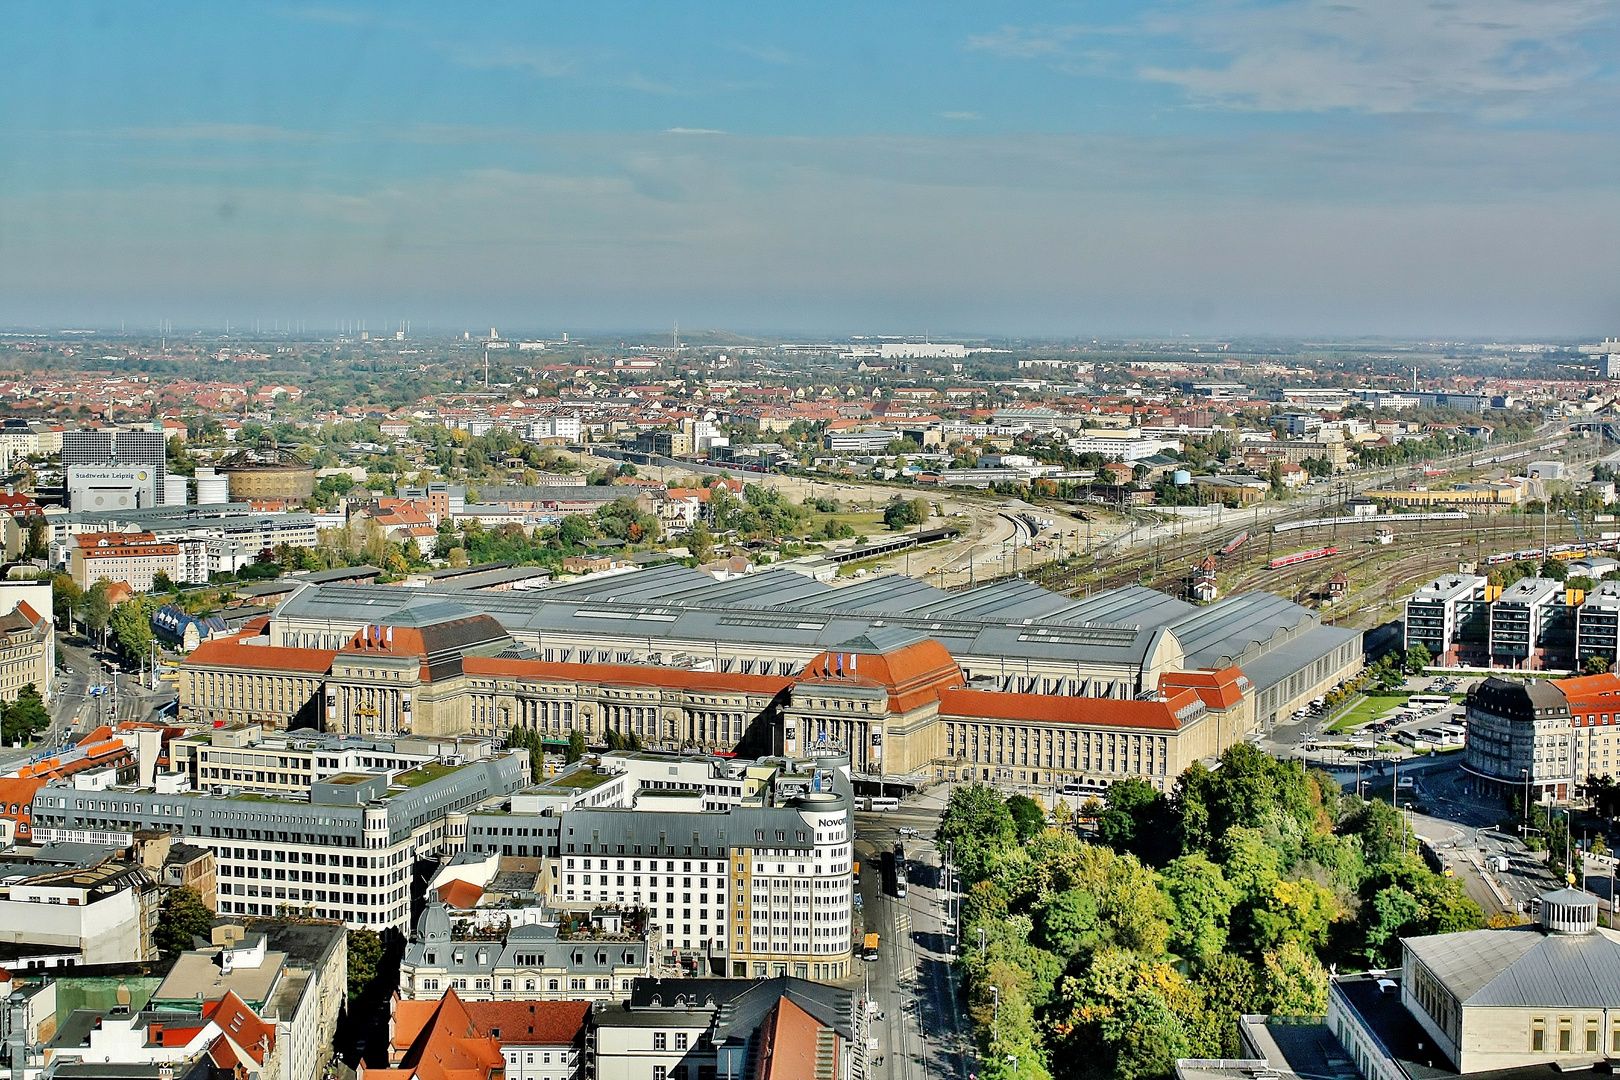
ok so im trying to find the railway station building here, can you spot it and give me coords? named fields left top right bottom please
left=178, top=565, right=1364, bottom=788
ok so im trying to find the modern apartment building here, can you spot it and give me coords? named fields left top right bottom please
left=26, top=753, right=531, bottom=932
left=1489, top=578, right=1568, bottom=666
left=1404, top=574, right=1488, bottom=662
left=1576, top=579, right=1620, bottom=668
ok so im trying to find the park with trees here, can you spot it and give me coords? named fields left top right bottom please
left=942, top=743, right=1483, bottom=1080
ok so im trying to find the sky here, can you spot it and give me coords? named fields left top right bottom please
left=1, top=1, right=1618, bottom=337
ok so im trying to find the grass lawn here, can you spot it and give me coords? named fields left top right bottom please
left=808, top=510, right=889, bottom=538
left=1327, top=693, right=1409, bottom=733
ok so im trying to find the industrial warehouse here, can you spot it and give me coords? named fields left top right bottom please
left=178, top=565, right=1363, bottom=790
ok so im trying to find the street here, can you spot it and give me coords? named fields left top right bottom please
left=1, top=633, right=177, bottom=774
left=854, top=799, right=972, bottom=1080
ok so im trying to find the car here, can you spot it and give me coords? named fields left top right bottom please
left=897, top=826, right=919, bottom=839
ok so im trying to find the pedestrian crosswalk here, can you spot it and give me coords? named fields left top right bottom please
left=896, top=912, right=911, bottom=935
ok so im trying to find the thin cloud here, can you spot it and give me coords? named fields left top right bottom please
left=966, top=23, right=1131, bottom=58
left=940, top=111, right=981, bottom=121
left=445, top=43, right=575, bottom=78
left=114, top=124, right=327, bottom=143
left=1142, top=0, right=1617, bottom=114
left=722, top=41, right=805, bottom=67
left=666, top=128, right=729, bottom=135
left=973, top=0, right=1620, bottom=116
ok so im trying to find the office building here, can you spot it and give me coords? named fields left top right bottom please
left=65, top=466, right=160, bottom=512
left=68, top=532, right=181, bottom=592
left=465, top=751, right=853, bottom=981
left=62, top=428, right=169, bottom=506
left=26, top=753, right=531, bottom=932
left=1462, top=676, right=1572, bottom=803
left=167, top=723, right=490, bottom=798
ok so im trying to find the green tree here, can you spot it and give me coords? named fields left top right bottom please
left=51, top=574, right=82, bottom=629
left=2, top=684, right=50, bottom=746
left=1099, top=778, right=1176, bottom=865
left=1259, top=941, right=1329, bottom=1015
left=1586, top=654, right=1611, bottom=675
left=23, top=516, right=48, bottom=560
left=82, top=580, right=112, bottom=638
left=348, top=928, right=383, bottom=1000
left=1007, top=794, right=1047, bottom=842
left=687, top=523, right=716, bottom=563
left=154, top=886, right=215, bottom=958
left=941, top=784, right=1017, bottom=882
left=1162, top=853, right=1236, bottom=958
left=108, top=598, right=157, bottom=662
left=566, top=729, right=587, bottom=763
left=1541, top=558, right=1569, bottom=581
left=1034, top=888, right=1100, bottom=956
left=882, top=496, right=930, bottom=530
left=1404, top=642, right=1432, bottom=674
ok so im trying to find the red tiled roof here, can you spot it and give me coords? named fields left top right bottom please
left=382, top=989, right=505, bottom=1080
left=437, top=879, right=484, bottom=910
left=797, top=639, right=963, bottom=713
left=1556, top=671, right=1620, bottom=708
left=1158, top=666, right=1250, bottom=710
left=183, top=632, right=337, bottom=675
left=202, top=991, right=275, bottom=1065
left=757, top=996, right=829, bottom=1080
left=937, top=687, right=1203, bottom=731
left=462, top=1000, right=590, bottom=1047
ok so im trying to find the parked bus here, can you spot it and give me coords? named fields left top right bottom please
left=1408, top=693, right=1451, bottom=707
left=868, top=797, right=900, bottom=812
left=863, top=933, right=880, bottom=961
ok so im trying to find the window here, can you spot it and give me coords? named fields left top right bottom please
left=653, top=1069, right=667, bottom=1080
left=1587, top=1021, right=1600, bottom=1054
left=654, top=1032, right=667, bottom=1051
left=674, top=1032, right=689, bottom=1051
left=1559, top=1018, right=1572, bottom=1052
left=1532, top=1020, right=1545, bottom=1053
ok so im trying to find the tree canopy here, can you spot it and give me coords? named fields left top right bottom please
left=944, top=745, right=1482, bottom=1080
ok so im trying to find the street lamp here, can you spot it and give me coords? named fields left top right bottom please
left=1522, top=768, right=1531, bottom=832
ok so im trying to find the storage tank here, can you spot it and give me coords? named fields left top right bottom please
left=195, top=467, right=230, bottom=505
left=163, top=474, right=189, bottom=506
left=1173, top=469, right=1192, bottom=486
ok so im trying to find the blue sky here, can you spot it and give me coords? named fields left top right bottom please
left=2, top=1, right=1618, bottom=336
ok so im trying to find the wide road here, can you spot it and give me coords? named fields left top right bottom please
left=855, top=802, right=972, bottom=1080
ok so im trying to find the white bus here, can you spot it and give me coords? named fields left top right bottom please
left=868, top=797, right=900, bottom=812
